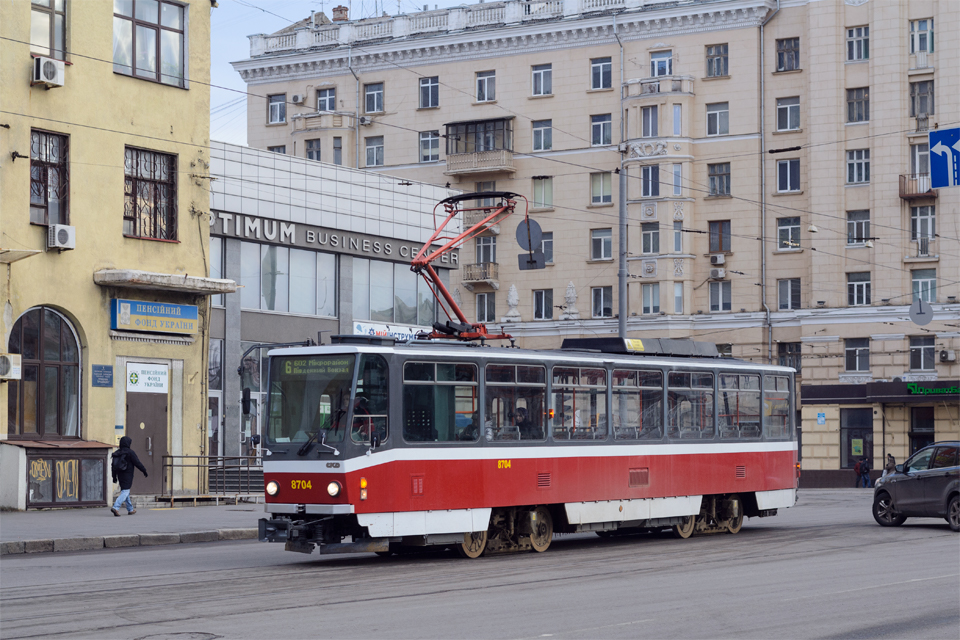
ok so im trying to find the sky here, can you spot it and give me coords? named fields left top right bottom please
left=210, top=0, right=465, bottom=146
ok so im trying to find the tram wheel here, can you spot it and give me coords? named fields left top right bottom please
left=672, top=515, right=695, bottom=539
left=726, top=499, right=744, bottom=534
left=456, top=530, right=488, bottom=559
left=530, top=507, right=553, bottom=553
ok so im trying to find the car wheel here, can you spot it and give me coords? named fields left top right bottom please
left=873, top=492, right=906, bottom=527
left=947, top=495, right=960, bottom=533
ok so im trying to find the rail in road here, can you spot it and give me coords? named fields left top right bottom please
left=1, top=490, right=957, bottom=639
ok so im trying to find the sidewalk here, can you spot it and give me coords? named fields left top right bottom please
left=1, top=502, right=263, bottom=555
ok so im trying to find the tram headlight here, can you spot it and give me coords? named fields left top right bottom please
left=265, top=481, right=279, bottom=496
left=327, top=481, right=342, bottom=497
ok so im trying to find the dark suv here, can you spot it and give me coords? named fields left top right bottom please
left=873, top=441, right=959, bottom=531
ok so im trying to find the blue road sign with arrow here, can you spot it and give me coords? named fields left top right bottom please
left=930, top=128, right=960, bottom=188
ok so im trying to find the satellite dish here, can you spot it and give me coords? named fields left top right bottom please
left=518, top=250, right=545, bottom=271
left=909, top=298, right=933, bottom=326
left=515, top=219, right=543, bottom=252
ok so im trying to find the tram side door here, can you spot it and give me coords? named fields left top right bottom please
left=242, top=396, right=262, bottom=465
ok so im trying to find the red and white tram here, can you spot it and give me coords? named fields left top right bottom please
left=258, top=336, right=798, bottom=557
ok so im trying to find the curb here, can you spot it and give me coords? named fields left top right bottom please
left=0, top=528, right=258, bottom=556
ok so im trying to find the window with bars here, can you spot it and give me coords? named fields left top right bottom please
left=532, top=120, right=552, bottom=151
left=776, top=38, right=800, bottom=71
left=267, top=94, right=286, bottom=124
left=532, top=177, right=553, bottom=208
left=910, top=81, right=934, bottom=116
left=778, top=217, right=800, bottom=249
left=910, top=336, right=935, bottom=370
left=847, top=88, right=869, bottom=122
left=847, top=26, right=869, bottom=60
left=706, top=44, right=728, bottom=77
left=641, top=223, right=659, bottom=255
left=591, top=57, right=612, bottom=89
left=847, top=210, right=870, bottom=244
left=778, top=278, right=801, bottom=310
left=591, top=114, right=612, bottom=146
left=317, top=87, right=336, bottom=111
left=30, top=0, right=66, bottom=59
left=419, top=131, right=439, bottom=163
left=123, top=147, right=177, bottom=240
left=777, top=97, right=800, bottom=131
left=30, top=130, right=69, bottom=226
left=847, top=272, right=871, bottom=306
left=476, top=71, right=495, bottom=102
left=708, top=163, right=730, bottom=196
left=113, top=0, right=186, bottom=86
left=709, top=220, right=731, bottom=252
left=912, top=269, right=936, bottom=303
left=911, top=206, right=935, bottom=240
left=531, top=64, right=552, bottom=96
left=419, top=76, right=438, bottom=108
left=706, top=102, right=729, bottom=136
left=364, top=83, right=384, bottom=113
left=534, top=289, right=553, bottom=320
left=845, top=338, right=869, bottom=371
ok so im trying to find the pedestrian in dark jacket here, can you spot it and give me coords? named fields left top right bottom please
left=884, top=453, right=897, bottom=476
left=111, top=436, right=148, bottom=516
left=860, top=457, right=872, bottom=488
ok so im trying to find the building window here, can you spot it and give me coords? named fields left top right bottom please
left=305, top=139, right=321, bottom=161
left=591, top=57, right=612, bottom=89
left=532, top=120, right=552, bottom=151
left=353, top=258, right=432, bottom=325
left=709, top=281, right=731, bottom=312
left=847, top=88, right=869, bottom=123
left=847, top=26, right=869, bottom=61
left=909, top=19, right=934, bottom=54
left=777, top=158, right=800, bottom=193
left=911, top=143, right=929, bottom=175
left=532, top=64, right=552, bottom=96
left=541, top=232, right=554, bottom=264
left=845, top=338, right=869, bottom=371
left=778, top=278, right=801, bottom=310
left=267, top=94, right=286, bottom=124
left=841, top=408, right=873, bottom=467
left=242, top=243, right=337, bottom=316
left=641, top=165, right=660, bottom=198
left=847, top=272, right=871, bottom=306
left=113, top=0, right=186, bottom=86
left=650, top=51, right=672, bottom=77
left=641, top=106, right=658, bottom=138
left=672, top=164, right=682, bottom=196
left=123, top=147, right=176, bottom=240
left=317, top=87, right=336, bottom=112
left=365, top=136, right=384, bottom=167
left=708, top=163, right=730, bottom=196
left=673, top=104, right=682, bottom=136
left=533, top=177, right=553, bottom=208
left=641, top=222, right=659, bottom=255
left=777, top=217, right=800, bottom=249
left=910, top=81, right=934, bottom=116
left=210, top=236, right=224, bottom=307
left=847, top=210, right=870, bottom=244
left=910, top=336, right=935, bottom=370
left=911, top=206, right=935, bottom=240
left=778, top=342, right=801, bottom=373
left=534, top=289, right=553, bottom=320
left=592, top=286, right=613, bottom=318
left=30, top=0, right=66, bottom=59
left=6, top=307, right=81, bottom=438
left=591, top=114, right=612, bottom=146
left=674, top=282, right=683, bottom=314
left=419, top=131, right=440, bottom=163
left=29, top=130, right=69, bottom=226
left=642, top=283, right=660, bottom=314
left=364, top=82, right=384, bottom=113
left=717, top=344, right=733, bottom=358
left=706, top=102, right=729, bottom=136
left=445, top=119, right=513, bottom=154
left=777, top=97, right=800, bottom=131
left=475, top=181, right=496, bottom=207
left=477, top=292, right=495, bottom=323
left=476, top=71, right=495, bottom=102
left=706, top=44, right=728, bottom=77
left=776, top=37, right=800, bottom=72
left=266, top=145, right=286, bottom=154
left=846, top=149, right=870, bottom=184
left=419, top=76, right=439, bottom=108
left=591, top=228, right=612, bottom=260
left=912, top=269, right=936, bottom=303
left=709, top=220, right=731, bottom=253
left=673, top=221, right=682, bottom=253
left=476, top=236, right=496, bottom=264
left=332, top=137, right=342, bottom=165
left=590, top=172, right=612, bottom=204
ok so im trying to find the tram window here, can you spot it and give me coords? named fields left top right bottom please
left=667, top=371, right=715, bottom=439
left=485, top=364, right=547, bottom=441
left=403, top=362, right=479, bottom=442
left=763, top=375, right=791, bottom=440
left=351, top=355, right=389, bottom=444
left=718, top=374, right=761, bottom=439
left=551, top=367, right=608, bottom=441
left=612, top=369, right=663, bottom=440
left=266, top=355, right=355, bottom=445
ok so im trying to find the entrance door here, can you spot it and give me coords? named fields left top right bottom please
left=125, top=392, right=167, bottom=494
left=910, top=407, right=935, bottom=454
left=208, top=393, right=222, bottom=461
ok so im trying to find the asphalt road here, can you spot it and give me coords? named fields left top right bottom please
left=2, top=490, right=957, bottom=640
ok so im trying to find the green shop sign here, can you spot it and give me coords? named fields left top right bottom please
left=906, top=383, right=960, bottom=396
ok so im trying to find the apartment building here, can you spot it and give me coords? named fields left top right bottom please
left=232, top=0, right=958, bottom=485
left=1, top=0, right=232, bottom=508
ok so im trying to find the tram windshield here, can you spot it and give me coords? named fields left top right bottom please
left=266, top=355, right=356, bottom=445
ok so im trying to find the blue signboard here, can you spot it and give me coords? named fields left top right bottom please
left=929, top=128, right=960, bottom=188
left=111, top=299, right=198, bottom=335
left=91, top=365, right=113, bottom=388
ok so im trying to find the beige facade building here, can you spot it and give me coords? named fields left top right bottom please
left=1, top=0, right=232, bottom=508
left=232, top=0, right=958, bottom=484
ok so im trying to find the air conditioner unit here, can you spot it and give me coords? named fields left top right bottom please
left=709, top=268, right=726, bottom=280
left=940, top=350, right=957, bottom=363
left=47, top=224, right=75, bottom=250
left=710, top=254, right=725, bottom=266
left=290, top=93, right=305, bottom=105
left=0, top=354, right=22, bottom=381
left=32, top=56, right=65, bottom=88
left=358, top=115, right=373, bottom=126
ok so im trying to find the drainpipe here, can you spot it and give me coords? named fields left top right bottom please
left=760, top=0, right=780, bottom=363
left=614, top=12, right=627, bottom=339
left=348, top=46, right=361, bottom=168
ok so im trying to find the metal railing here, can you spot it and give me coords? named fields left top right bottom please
left=899, top=173, right=935, bottom=199
left=462, top=262, right=499, bottom=282
left=161, top=455, right=263, bottom=498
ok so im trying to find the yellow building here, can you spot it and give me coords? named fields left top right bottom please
left=0, top=0, right=232, bottom=509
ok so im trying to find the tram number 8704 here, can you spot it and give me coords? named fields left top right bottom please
left=497, top=460, right=512, bottom=469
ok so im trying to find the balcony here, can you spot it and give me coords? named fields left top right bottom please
left=463, top=209, right=502, bottom=235
left=445, top=150, right=516, bottom=176
left=623, top=75, right=695, bottom=99
left=900, top=173, right=936, bottom=200
left=914, top=114, right=930, bottom=132
left=291, top=111, right=354, bottom=131
left=461, top=262, right=499, bottom=289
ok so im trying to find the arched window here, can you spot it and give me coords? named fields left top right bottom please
left=7, top=307, right=80, bottom=438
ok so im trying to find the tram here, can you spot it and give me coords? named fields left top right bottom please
left=256, top=193, right=798, bottom=558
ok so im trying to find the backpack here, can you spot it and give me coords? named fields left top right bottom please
left=853, top=461, right=861, bottom=475
left=112, top=450, right=130, bottom=475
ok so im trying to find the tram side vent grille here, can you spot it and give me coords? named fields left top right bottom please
left=735, top=465, right=747, bottom=479
left=411, top=475, right=424, bottom=496
left=629, top=467, right=649, bottom=487
left=537, top=473, right=552, bottom=488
